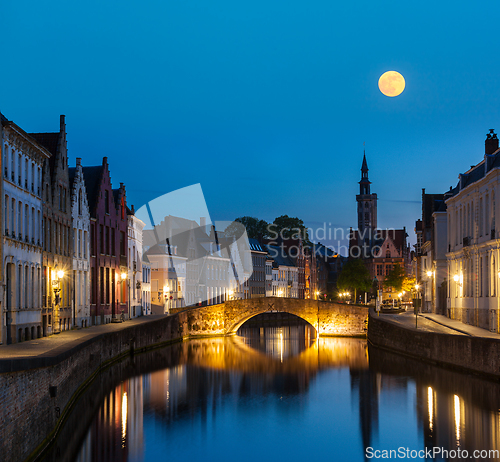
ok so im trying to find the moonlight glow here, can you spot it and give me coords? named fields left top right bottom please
left=378, top=71, right=405, bottom=97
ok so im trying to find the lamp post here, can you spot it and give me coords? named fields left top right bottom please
left=52, top=269, right=65, bottom=333
left=116, top=272, right=127, bottom=321
left=414, top=283, right=420, bottom=328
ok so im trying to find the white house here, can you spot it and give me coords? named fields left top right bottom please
left=2, top=114, right=49, bottom=343
left=69, top=158, right=91, bottom=328
left=127, top=206, right=145, bottom=318
left=446, top=130, right=500, bottom=331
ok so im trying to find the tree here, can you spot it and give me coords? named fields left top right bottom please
left=384, top=264, right=406, bottom=293
left=337, top=259, right=372, bottom=302
left=224, top=216, right=269, bottom=240
left=270, top=215, right=311, bottom=243
left=402, top=275, right=416, bottom=293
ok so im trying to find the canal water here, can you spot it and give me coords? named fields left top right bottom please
left=44, top=317, right=500, bottom=462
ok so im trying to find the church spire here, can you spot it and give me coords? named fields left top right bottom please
left=361, top=151, right=368, bottom=174
left=359, top=151, right=370, bottom=195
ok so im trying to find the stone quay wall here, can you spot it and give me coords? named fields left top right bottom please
left=1, top=298, right=367, bottom=462
left=368, top=311, right=500, bottom=378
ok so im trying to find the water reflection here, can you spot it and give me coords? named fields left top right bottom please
left=46, top=336, right=500, bottom=462
left=236, top=325, right=314, bottom=361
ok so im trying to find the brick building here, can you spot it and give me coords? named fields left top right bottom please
left=83, top=157, right=128, bottom=324
left=30, top=115, right=72, bottom=335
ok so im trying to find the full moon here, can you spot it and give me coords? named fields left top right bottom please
left=378, top=71, right=405, bottom=97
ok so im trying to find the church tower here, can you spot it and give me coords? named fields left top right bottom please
left=356, top=153, right=377, bottom=238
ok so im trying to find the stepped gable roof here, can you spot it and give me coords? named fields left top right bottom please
left=81, top=165, right=104, bottom=215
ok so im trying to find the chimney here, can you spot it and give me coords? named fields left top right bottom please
left=60, top=114, right=66, bottom=131
left=103, top=157, right=108, bottom=166
left=485, top=129, right=498, bottom=154
left=200, top=217, right=206, bottom=227
left=76, top=157, right=81, bottom=166
left=131, top=204, right=135, bottom=214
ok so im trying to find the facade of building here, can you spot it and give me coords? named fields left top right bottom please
left=265, top=256, right=273, bottom=297
left=127, top=206, right=145, bottom=318
left=417, top=189, right=448, bottom=314
left=446, top=130, right=500, bottom=331
left=248, top=238, right=266, bottom=298
left=148, top=243, right=187, bottom=313
left=69, top=158, right=91, bottom=328
left=2, top=114, right=48, bottom=343
left=31, top=116, right=72, bottom=335
left=265, top=244, right=299, bottom=298
left=142, top=255, right=151, bottom=315
left=84, top=157, right=128, bottom=324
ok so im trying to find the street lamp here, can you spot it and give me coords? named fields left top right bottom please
left=116, top=272, right=128, bottom=321
left=52, top=269, right=65, bottom=333
left=414, top=283, right=420, bottom=328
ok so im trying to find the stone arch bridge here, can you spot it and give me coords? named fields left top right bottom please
left=172, top=297, right=369, bottom=338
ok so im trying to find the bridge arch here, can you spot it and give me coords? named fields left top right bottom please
left=229, top=310, right=317, bottom=336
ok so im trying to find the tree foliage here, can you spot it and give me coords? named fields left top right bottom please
left=224, top=216, right=269, bottom=240
left=384, top=264, right=407, bottom=292
left=271, top=215, right=310, bottom=243
left=402, top=276, right=416, bottom=293
left=337, top=259, right=372, bottom=297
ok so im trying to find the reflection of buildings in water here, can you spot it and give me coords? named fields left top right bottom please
left=419, top=385, right=500, bottom=460
left=76, top=337, right=369, bottom=461
left=127, top=376, right=144, bottom=461
left=350, top=369, right=379, bottom=453
left=85, top=383, right=130, bottom=462
left=237, top=325, right=314, bottom=361
left=369, top=344, right=500, bottom=461
left=76, top=377, right=144, bottom=462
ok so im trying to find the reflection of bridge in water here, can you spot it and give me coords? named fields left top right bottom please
left=182, top=336, right=369, bottom=374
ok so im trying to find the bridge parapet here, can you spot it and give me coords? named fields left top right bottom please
left=174, top=297, right=368, bottom=338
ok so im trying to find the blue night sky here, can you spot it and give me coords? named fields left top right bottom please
left=2, top=0, right=500, bottom=253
